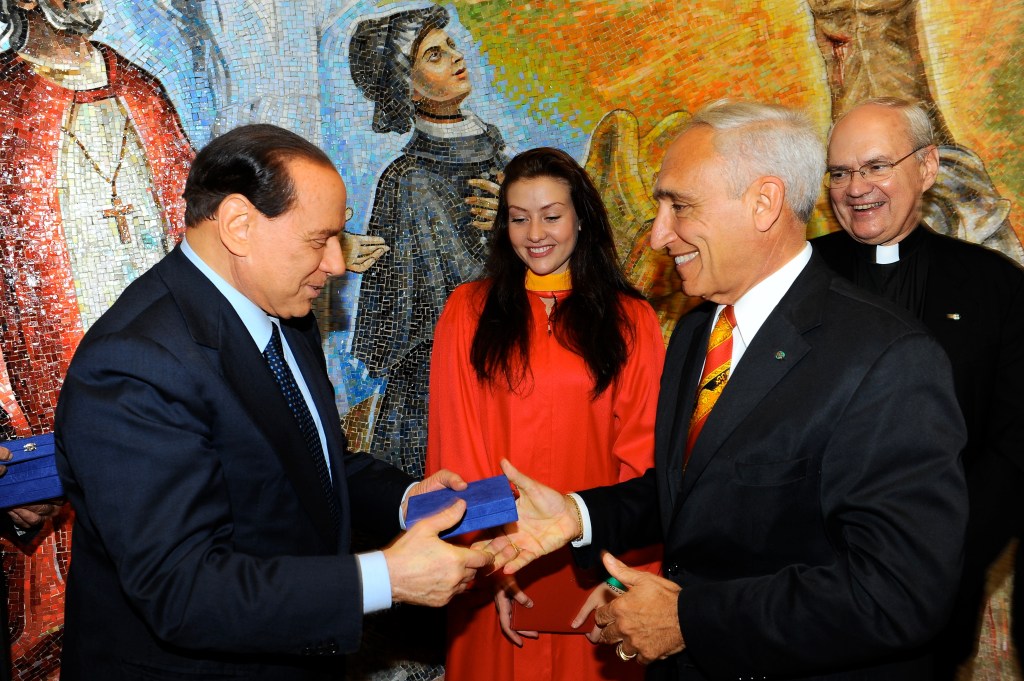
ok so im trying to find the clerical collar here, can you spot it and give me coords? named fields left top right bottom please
left=415, top=111, right=487, bottom=138
left=870, top=225, right=926, bottom=264
left=875, top=243, right=900, bottom=264
left=525, top=269, right=572, bottom=292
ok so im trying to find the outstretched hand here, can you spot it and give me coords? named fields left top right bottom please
left=384, top=498, right=493, bottom=607
left=342, top=232, right=389, bottom=273
left=473, top=459, right=581, bottom=574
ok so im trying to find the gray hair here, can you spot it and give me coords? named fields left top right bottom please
left=1, top=0, right=103, bottom=50
left=829, top=97, right=935, bottom=160
left=687, top=100, right=825, bottom=223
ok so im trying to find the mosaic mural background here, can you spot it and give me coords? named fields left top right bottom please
left=1, top=0, right=1022, bottom=678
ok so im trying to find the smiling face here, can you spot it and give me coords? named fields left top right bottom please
left=235, top=159, right=347, bottom=319
left=827, top=104, right=938, bottom=246
left=649, top=126, right=768, bottom=304
left=506, top=176, right=579, bottom=276
left=410, top=28, right=470, bottom=107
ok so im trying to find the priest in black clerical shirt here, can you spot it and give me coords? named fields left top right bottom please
left=814, top=97, right=1024, bottom=680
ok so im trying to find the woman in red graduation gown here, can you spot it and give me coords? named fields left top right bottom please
left=426, top=147, right=665, bottom=681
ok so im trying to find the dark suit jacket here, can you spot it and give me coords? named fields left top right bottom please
left=814, top=227, right=1024, bottom=478
left=577, top=254, right=968, bottom=680
left=814, top=227, right=1024, bottom=667
left=54, top=247, right=415, bottom=680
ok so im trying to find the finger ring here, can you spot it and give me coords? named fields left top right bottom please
left=507, top=540, right=521, bottom=555
left=616, top=642, right=637, bottom=662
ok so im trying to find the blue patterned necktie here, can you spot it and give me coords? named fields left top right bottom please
left=263, top=322, right=340, bottom=532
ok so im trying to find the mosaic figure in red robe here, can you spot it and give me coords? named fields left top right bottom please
left=0, top=1, right=193, bottom=677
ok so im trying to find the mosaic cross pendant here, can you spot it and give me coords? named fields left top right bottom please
left=103, top=195, right=134, bottom=243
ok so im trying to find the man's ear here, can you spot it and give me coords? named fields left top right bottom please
left=217, top=195, right=254, bottom=257
left=752, top=176, right=785, bottom=233
left=919, top=145, right=940, bottom=193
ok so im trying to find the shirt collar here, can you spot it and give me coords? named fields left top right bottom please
left=180, top=236, right=275, bottom=351
left=729, top=242, right=812, bottom=349
left=852, top=225, right=926, bottom=264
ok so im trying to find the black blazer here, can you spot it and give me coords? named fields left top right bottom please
left=814, top=226, right=1024, bottom=477
left=578, top=254, right=968, bottom=680
left=55, top=247, right=414, bottom=680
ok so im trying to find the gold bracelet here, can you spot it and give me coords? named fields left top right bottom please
left=564, top=494, right=584, bottom=542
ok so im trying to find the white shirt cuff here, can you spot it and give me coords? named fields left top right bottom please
left=567, top=492, right=593, bottom=547
left=356, top=551, right=392, bottom=613
left=399, top=482, right=417, bottom=529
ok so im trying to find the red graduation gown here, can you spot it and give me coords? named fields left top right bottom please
left=427, top=279, right=665, bottom=681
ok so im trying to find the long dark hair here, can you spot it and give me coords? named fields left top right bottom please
left=470, top=147, right=643, bottom=397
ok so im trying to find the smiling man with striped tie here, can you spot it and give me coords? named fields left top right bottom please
left=483, top=100, right=968, bottom=681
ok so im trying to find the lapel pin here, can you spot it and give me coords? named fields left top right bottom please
left=775, top=351, right=786, bottom=360
left=946, top=313, right=961, bottom=320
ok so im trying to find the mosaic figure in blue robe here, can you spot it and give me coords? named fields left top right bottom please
left=348, top=5, right=509, bottom=476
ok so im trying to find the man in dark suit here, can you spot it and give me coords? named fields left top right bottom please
left=483, top=100, right=968, bottom=680
left=54, top=124, right=492, bottom=680
left=813, top=97, right=1024, bottom=679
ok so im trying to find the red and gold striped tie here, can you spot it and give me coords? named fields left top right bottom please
left=685, top=306, right=736, bottom=461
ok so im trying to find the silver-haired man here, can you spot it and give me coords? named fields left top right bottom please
left=484, top=100, right=968, bottom=680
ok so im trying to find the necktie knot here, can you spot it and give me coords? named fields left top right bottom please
left=263, top=323, right=285, bottom=364
left=722, top=305, right=737, bottom=332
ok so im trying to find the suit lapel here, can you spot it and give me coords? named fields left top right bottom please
left=676, top=258, right=828, bottom=503
left=658, top=304, right=713, bottom=509
left=156, top=248, right=338, bottom=546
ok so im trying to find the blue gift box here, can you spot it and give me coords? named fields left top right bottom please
left=0, top=433, right=63, bottom=508
left=406, top=474, right=518, bottom=539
